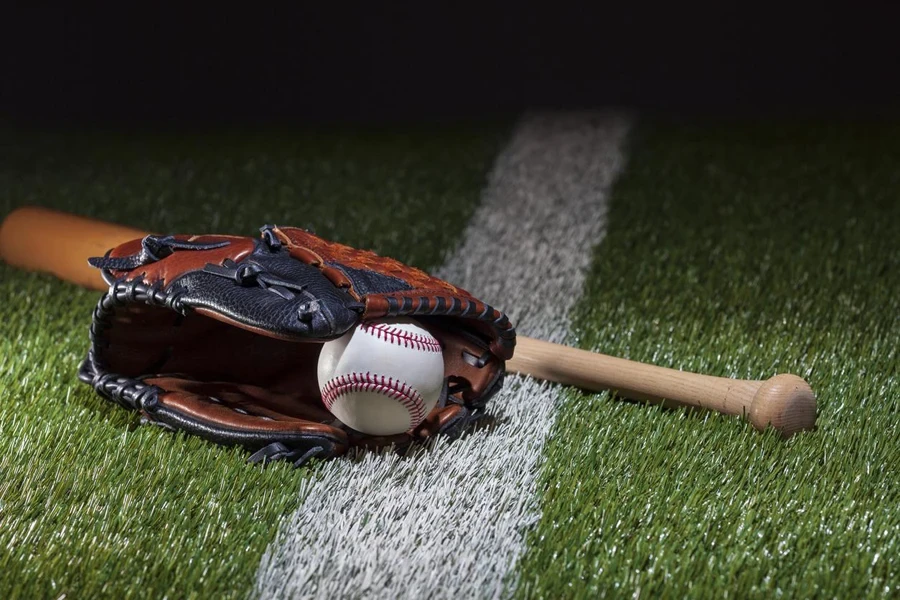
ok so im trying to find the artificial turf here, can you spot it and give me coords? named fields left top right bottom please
left=0, top=124, right=507, bottom=599
left=515, top=121, right=899, bottom=599
left=2, top=118, right=897, bottom=599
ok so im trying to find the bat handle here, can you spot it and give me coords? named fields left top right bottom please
left=507, top=336, right=817, bottom=437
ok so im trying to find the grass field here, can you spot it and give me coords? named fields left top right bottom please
left=516, top=121, right=899, bottom=598
left=1, top=117, right=898, bottom=599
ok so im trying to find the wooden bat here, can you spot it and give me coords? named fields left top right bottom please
left=0, top=206, right=817, bottom=438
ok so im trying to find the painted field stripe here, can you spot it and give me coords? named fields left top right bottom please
left=253, top=112, right=633, bottom=599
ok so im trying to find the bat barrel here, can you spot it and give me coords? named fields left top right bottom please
left=0, top=206, right=148, bottom=291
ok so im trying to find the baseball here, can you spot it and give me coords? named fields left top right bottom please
left=317, top=317, right=445, bottom=435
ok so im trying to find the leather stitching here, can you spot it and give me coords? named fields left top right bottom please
left=320, top=372, right=426, bottom=427
left=360, top=322, right=442, bottom=353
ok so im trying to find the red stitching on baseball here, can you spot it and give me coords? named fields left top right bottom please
left=321, top=371, right=427, bottom=427
left=360, top=322, right=442, bottom=353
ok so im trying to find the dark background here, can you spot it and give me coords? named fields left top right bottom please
left=3, top=6, right=899, bottom=127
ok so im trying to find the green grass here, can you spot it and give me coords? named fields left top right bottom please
left=3, top=118, right=898, bottom=599
left=0, top=123, right=507, bottom=599
left=516, top=121, right=900, bottom=599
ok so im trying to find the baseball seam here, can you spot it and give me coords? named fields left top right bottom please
left=360, top=322, right=442, bottom=353
left=320, top=372, right=427, bottom=428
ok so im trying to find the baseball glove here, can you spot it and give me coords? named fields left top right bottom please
left=78, top=224, right=515, bottom=467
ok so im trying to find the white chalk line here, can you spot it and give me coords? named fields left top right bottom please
left=253, top=111, right=633, bottom=600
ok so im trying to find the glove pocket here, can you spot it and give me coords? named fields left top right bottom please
left=141, top=377, right=350, bottom=458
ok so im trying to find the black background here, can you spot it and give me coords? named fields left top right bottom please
left=4, top=5, right=899, bottom=127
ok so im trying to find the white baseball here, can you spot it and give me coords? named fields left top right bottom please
left=317, top=317, right=445, bottom=435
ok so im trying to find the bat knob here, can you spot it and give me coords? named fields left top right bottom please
left=749, top=374, right=817, bottom=438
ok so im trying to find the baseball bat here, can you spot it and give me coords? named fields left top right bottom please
left=0, top=206, right=817, bottom=437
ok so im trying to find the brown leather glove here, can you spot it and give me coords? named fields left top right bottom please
left=79, top=225, right=515, bottom=467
